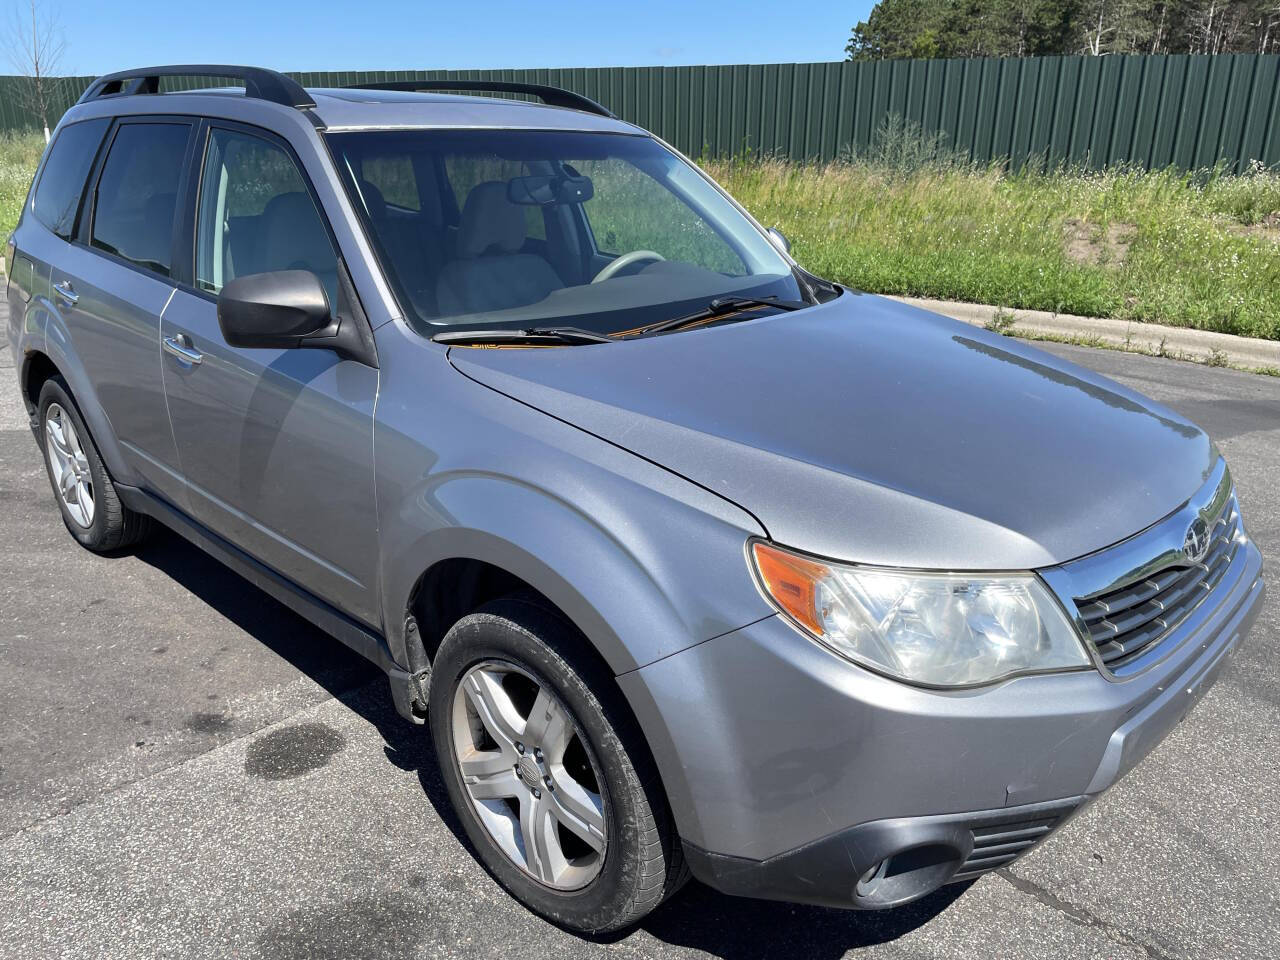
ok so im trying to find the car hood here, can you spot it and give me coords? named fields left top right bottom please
left=448, top=292, right=1218, bottom=570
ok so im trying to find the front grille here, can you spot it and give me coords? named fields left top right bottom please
left=1074, top=495, right=1240, bottom=672
left=952, top=804, right=1079, bottom=880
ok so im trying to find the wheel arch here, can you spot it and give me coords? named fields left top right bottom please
left=376, top=453, right=773, bottom=851
left=20, top=349, right=60, bottom=418
left=390, top=522, right=677, bottom=681
left=410, top=551, right=690, bottom=863
left=30, top=324, right=134, bottom=483
left=380, top=465, right=768, bottom=681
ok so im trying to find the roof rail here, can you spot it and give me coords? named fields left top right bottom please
left=347, top=79, right=615, bottom=119
left=78, top=65, right=315, bottom=110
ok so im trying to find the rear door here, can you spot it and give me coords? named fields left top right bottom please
left=160, top=121, right=380, bottom=627
left=48, top=117, right=195, bottom=506
left=8, top=118, right=110, bottom=351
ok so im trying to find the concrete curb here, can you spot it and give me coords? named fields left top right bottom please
left=886, top=296, right=1280, bottom=372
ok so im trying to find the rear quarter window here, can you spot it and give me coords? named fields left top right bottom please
left=31, top=118, right=111, bottom=240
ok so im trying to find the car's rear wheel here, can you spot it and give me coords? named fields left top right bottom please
left=428, top=597, right=686, bottom=932
left=37, top=377, right=151, bottom=552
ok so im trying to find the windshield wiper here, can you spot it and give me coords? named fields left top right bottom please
left=433, top=326, right=616, bottom=346
left=637, top=296, right=808, bottom=337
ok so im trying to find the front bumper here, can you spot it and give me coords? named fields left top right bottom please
left=617, top=538, right=1263, bottom=909
left=683, top=795, right=1087, bottom=909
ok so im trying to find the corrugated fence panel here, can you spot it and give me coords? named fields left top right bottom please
left=1, top=55, right=1277, bottom=170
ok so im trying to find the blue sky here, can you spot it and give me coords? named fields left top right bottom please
left=45, top=1, right=875, bottom=75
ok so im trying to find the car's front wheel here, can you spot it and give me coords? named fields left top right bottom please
left=428, top=597, right=687, bottom=932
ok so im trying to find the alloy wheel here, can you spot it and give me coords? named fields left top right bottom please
left=44, top=403, right=95, bottom=528
left=451, top=659, right=608, bottom=890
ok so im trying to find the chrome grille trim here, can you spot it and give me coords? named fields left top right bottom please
left=1038, top=459, right=1248, bottom=679
left=1080, top=497, right=1239, bottom=670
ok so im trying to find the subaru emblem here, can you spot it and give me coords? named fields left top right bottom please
left=1183, top=517, right=1211, bottom=564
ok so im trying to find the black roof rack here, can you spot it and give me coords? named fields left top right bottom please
left=78, top=65, right=315, bottom=110
left=347, top=79, right=615, bottom=119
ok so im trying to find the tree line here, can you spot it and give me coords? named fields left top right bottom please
left=846, top=1, right=1280, bottom=60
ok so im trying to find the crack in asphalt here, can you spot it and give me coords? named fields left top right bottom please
left=998, top=869, right=1177, bottom=960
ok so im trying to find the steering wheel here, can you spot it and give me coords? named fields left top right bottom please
left=591, top=250, right=665, bottom=284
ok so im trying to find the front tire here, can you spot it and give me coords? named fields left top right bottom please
left=428, top=597, right=686, bottom=933
left=37, top=377, right=151, bottom=552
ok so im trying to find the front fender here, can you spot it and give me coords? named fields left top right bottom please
left=373, top=327, right=773, bottom=677
left=381, top=469, right=769, bottom=676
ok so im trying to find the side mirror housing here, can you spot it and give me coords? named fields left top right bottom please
left=767, top=227, right=792, bottom=256
left=217, top=270, right=332, bottom=349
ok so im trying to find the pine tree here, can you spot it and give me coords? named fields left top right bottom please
left=845, top=0, right=1280, bottom=58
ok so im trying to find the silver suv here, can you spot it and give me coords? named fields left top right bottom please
left=6, top=65, right=1265, bottom=933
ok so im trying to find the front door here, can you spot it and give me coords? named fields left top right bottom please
left=160, top=123, right=380, bottom=627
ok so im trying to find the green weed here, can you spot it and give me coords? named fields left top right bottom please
left=0, top=132, right=45, bottom=244
left=707, top=154, right=1280, bottom=340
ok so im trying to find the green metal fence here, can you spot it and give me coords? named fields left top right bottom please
left=2, top=54, right=1278, bottom=171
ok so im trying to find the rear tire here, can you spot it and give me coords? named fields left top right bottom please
left=37, top=376, right=152, bottom=552
left=428, top=596, right=687, bottom=933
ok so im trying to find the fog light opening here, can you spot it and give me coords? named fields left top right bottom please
left=855, top=858, right=889, bottom=897
left=851, top=843, right=964, bottom=909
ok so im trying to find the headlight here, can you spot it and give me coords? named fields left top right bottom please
left=750, top=541, right=1090, bottom=687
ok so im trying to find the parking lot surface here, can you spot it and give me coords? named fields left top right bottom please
left=2, top=299, right=1277, bottom=959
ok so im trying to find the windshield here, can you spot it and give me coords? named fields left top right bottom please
left=326, top=129, right=811, bottom=336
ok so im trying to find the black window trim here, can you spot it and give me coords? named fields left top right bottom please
left=78, top=114, right=199, bottom=285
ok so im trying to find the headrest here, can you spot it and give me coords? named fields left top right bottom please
left=260, top=192, right=334, bottom=273
left=458, top=180, right=526, bottom=258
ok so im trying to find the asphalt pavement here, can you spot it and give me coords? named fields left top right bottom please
left=2, top=301, right=1277, bottom=959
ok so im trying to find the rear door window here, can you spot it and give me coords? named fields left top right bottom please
left=31, top=118, right=110, bottom=240
left=90, top=122, right=191, bottom=277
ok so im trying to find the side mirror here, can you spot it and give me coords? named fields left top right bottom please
left=217, top=270, right=332, bottom=350
left=767, top=227, right=792, bottom=256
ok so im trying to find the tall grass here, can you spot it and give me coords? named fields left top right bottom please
left=0, top=132, right=45, bottom=244
left=707, top=121, right=1280, bottom=339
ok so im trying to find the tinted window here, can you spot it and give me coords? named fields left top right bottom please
left=326, top=129, right=797, bottom=333
left=359, top=154, right=419, bottom=210
left=195, top=128, right=339, bottom=308
left=444, top=154, right=546, bottom=241
left=91, top=123, right=190, bottom=276
left=32, top=118, right=110, bottom=240
left=577, top=157, right=744, bottom=274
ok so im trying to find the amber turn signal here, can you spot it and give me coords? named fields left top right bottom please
left=750, top=541, right=832, bottom=636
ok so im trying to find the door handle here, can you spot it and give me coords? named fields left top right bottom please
left=53, top=279, right=79, bottom=305
left=163, top=334, right=203, bottom=366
